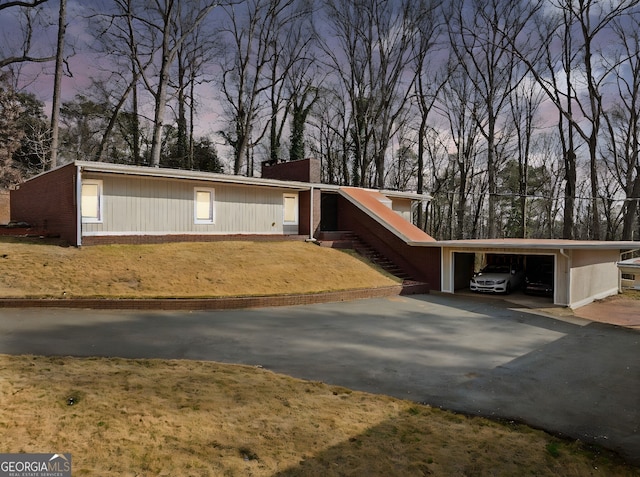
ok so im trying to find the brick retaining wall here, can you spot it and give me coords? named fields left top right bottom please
left=0, top=282, right=429, bottom=310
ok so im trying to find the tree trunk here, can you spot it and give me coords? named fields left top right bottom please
left=49, top=0, right=66, bottom=169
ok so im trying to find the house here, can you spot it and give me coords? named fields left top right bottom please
left=618, top=256, right=640, bottom=290
left=9, top=157, right=427, bottom=238
left=7, top=158, right=640, bottom=309
left=9, top=160, right=319, bottom=246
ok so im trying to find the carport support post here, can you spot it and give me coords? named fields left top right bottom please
left=305, top=186, right=317, bottom=242
left=559, top=248, right=570, bottom=306
left=75, top=165, right=83, bottom=247
left=310, top=187, right=314, bottom=240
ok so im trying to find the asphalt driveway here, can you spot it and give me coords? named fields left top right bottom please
left=0, top=293, right=638, bottom=464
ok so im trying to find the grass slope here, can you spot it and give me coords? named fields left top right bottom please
left=0, top=239, right=398, bottom=298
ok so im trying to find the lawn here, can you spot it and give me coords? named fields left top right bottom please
left=1, top=354, right=637, bottom=476
left=0, top=238, right=638, bottom=475
left=0, top=238, right=398, bottom=298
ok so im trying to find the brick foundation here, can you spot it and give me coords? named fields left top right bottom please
left=0, top=282, right=428, bottom=310
left=81, top=234, right=310, bottom=246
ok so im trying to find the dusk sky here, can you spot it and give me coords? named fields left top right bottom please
left=2, top=0, right=637, bottom=147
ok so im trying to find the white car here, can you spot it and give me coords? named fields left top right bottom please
left=470, top=264, right=525, bottom=294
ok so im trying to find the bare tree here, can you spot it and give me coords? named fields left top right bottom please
left=0, top=0, right=61, bottom=171
left=48, top=0, right=66, bottom=169
left=92, top=0, right=221, bottom=167
left=90, top=0, right=156, bottom=164
left=530, top=133, right=566, bottom=238
left=421, top=127, right=451, bottom=237
left=274, top=2, right=317, bottom=163
left=411, top=0, right=444, bottom=228
left=446, top=0, right=543, bottom=238
left=508, top=78, right=545, bottom=237
left=218, top=0, right=300, bottom=175
left=322, top=0, right=419, bottom=188
left=436, top=62, right=484, bottom=239
left=506, top=0, right=640, bottom=238
left=169, top=22, right=216, bottom=169
left=602, top=12, right=640, bottom=240
left=141, top=1, right=219, bottom=167
left=0, top=0, right=55, bottom=69
left=308, top=84, right=351, bottom=185
left=565, top=0, right=640, bottom=239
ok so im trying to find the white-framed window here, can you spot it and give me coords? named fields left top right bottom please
left=81, top=179, right=103, bottom=223
left=194, top=188, right=215, bottom=224
left=283, top=193, right=298, bottom=225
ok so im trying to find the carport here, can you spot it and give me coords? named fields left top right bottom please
left=435, top=239, right=640, bottom=308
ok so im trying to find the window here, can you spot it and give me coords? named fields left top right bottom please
left=194, top=188, right=215, bottom=224
left=283, top=193, right=298, bottom=224
left=81, top=180, right=103, bottom=222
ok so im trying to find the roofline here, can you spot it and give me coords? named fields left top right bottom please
left=378, top=189, right=432, bottom=201
left=618, top=263, right=640, bottom=270
left=74, top=161, right=433, bottom=200
left=75, top=161, right=314, bottom=190
left=617, top=257, right=640, bottom=271
left=419, top=239, right=640, bottom=250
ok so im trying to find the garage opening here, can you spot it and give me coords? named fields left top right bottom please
left=522, top=254, right=554, bottom=297
left=454, top=252, right=555, bottom=301
left=453, top=252, right=475, bottom=290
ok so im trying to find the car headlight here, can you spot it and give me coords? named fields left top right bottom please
left=496, top=279, right=506, bottom=284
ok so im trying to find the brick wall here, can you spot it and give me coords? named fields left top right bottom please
left=0, top=282, right=428, bottom=310
left=10, top=163, right=78, bottom=245
left=337, top=196, right=441, bottom=289
left=261, top=158, right=321, bottom=183
left=298, top=189, right=321, bottom=238
left=82, top=234, right=309, bottom=246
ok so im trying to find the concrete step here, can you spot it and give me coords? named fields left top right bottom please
left=317, top=240, right=354, bottom=249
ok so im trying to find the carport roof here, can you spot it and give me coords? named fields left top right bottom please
left=618, top=256, right=640, bottom=271
left=429, top=238, right=640, bottom=250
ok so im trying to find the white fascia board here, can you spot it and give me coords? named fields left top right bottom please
left=379, top=189, right=432, bottom=201
left=430, top=239, right=640, bottom=250
left=75, top=161, right=313, bottom=191
left=617, top=257, right=640, bottom=274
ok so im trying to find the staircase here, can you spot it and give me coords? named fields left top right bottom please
left=317, top=231, right=422, bottom=284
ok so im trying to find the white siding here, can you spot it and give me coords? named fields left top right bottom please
left=391, top=198, right=412, bottom=222
left=81, top=173, right=299, bottom=236
left=568, top=249, right=620, bottom=308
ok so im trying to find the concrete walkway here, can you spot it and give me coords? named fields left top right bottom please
left=0, top=293, right=638, bottom=464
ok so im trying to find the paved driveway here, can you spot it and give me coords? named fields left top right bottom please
left=0, top=293, right=638, bottom=464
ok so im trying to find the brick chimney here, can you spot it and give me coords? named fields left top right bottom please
left=261, top=158, right=321, bottom=183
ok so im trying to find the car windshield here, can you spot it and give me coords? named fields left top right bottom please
left=481, top=265, right=511, bottom=274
